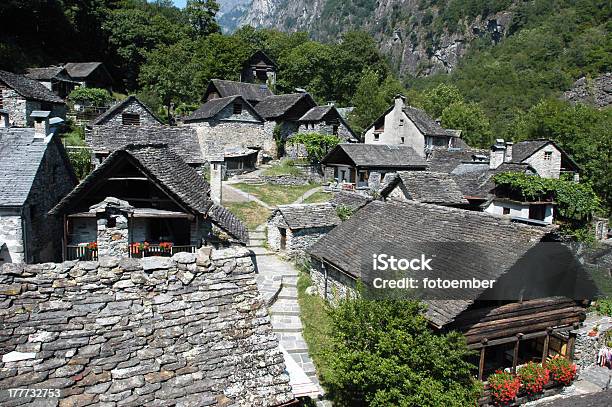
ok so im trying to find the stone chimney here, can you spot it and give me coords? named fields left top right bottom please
left=209, top=155, right=224, bottom=205
left=504, top=141, right=514, bottom=163
left=394, top=94, right=406, bottom=110
left=30, top=111, right=50, bottom=139
left=489, top=139, right=506, bottom=169
left=89, top=197, right=134, bottom=258
left=0, top=110, right=9, bottom=128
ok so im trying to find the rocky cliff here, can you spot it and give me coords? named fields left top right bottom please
left=218, top=0, right=519, bottom=77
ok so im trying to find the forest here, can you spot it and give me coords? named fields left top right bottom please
left=0, top=0, right=609, bottom=212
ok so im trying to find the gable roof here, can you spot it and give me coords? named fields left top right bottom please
left=63, top=62, right=105, bottom=79
left=402, top=106, right=450, bottom=137
left=87, top=125, right=204, bottom=165
left=321, top=143, right=427, bottom=169
left=450, top=162, right=534, bottom=199
left=381, top=171, right=468, bottom=205
left=25, top=66, right=75, bottom=82
left=183, top=95, right=263, bottom=122
left=254, top=93, right=317, bottom=120
left=511, top=139, right=581, bottom=171
left=330, top=191, right=372, bottom=211
left=427, top=147, right=490, bottom=173
left=244, top=50, right=278, bottom=69
left=307, top=200, right=554, bottom=327
left=50, top=144, right=247, bottom=244
left=207, top=79, right=273, bottom=103
left=90, top=96, right=162, bottom=126
left=271, top=203, right=341, bottom=229
left=299, top=106, right=334, bottom=122
left=0, top=129, right=50, bottom=206
left=0, top=70, right=64, bottom=104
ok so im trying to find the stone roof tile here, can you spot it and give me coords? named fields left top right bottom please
left=272, top=203, right=341, bottom=229
left=0, top=70, right=64, bottom=104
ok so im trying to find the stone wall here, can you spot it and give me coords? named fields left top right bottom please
left=309, top=258, right=357, bottom=305
left=96, top=214, right=129, bottom=258
left=573, top=314, right=612, bottom=372
left=0, top=88, right=27, bottom=127
left=260, top=175, right=310, bottom=186
left=25, top=101, right=66, bottom=126
left=0, top=247, right=294, bottom=406
left=298, top=121, right=354, bottom=142
left=99, top=99, right=160, bottom=126
left=524, top=144, right=562, bottom=179
left=0, top=211, right=24, bottom=265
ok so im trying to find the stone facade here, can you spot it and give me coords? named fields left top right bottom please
left=267, top=214, right=334, bottom=258
left=0, top=86, right=66, bottom=127
left=298, top=120, right=354, bottom=142
left=0, top=247, right=294, bottom=406
left=97, top=98, right=160, bottom=126
left=523, top=144, right=562, bottom=179
left=0, top=212, right=23, bottom=264
left=309, top=258, right=357, bottom=305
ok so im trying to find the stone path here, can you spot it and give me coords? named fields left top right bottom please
left=222, top=183, right=273, bottom=210
left=290, top=185, right=324, bottom=205
left=249, top=224, right=323, bottom=398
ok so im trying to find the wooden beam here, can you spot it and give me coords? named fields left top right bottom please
left=106, top=177, right=149, bottom=181
left=566, top=323, right=579, bottom=361
left=467, top=324, right=577, bottom=349
left=512, top=334, right=523, bottom=374
left=478, top=339, right=487, bottom=381
left=541, top=328, right=552, bottom=366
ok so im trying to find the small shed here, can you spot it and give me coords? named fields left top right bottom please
left=267, top=203, right=341, bottom=257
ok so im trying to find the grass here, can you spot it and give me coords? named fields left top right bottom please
left=224, top=201, right=271, bottom=230
left=297, top=270, right=334, bottom=388
left=302, top=191, right=333, bottom=204
left=233, top=182, right=320, bottom=206
left=263, top=159, right=305, bottom=176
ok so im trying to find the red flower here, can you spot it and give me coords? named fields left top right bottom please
left=489, top=371, right=521, bottom=404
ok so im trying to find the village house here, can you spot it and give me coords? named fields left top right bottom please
left=89, top=95, right=163, bottom=126
left=240, top=50, right=278, bottom=88
left=0, top=112, right=77, bottom=265
left=25, top=66, right=78, bottom=98
left=363, top=95, right=460, bottom=156
left=182, top=95, right=273, bottom=165
left=255, top=92, right=319, bottom=142
left=49, top=144, right=247, bottom=261
left=0, top=70, right=66, bottom=127
left=204, top=78, right=273, bottom=106
left=307, top=200, right=591, bottom=381
left=296, top=104, right=359, bottom=142
left=321, top=143, right=427, bottom=190
left=330, top=190, right=373, bottom=211
left=63, top=62, right=114, bottom=90
left=267, top=203, right=341, bottom=258
left=380, top=171, right=469, bottom=207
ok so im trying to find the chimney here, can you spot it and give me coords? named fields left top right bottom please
left=209, top=155, right=224, bottom=205
left=489, top=138, right=506, bottom=169
left=0, top=110, right=8, bottom=128
left=394, top=94, right=406, bottom=110
left=504, top=141, right=513, bottom=163
left=30, top=111, right=51, bottom=139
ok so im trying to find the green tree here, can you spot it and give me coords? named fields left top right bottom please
left=325, top=297, right=481, bottom=406
left=192, top=33, right=252, bottom=88
left=422, top=83, right=463, bottom=118
left=185, top=0, right=220, bottom=37
left=349, top=70, right=388, bottom=135
left=441, top=101, right=493, bottom=147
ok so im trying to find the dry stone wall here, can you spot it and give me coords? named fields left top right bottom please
left=0, top=247, right=293, bottom=406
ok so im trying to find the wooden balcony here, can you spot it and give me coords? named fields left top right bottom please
left=66, top=245, right=98, bottom=261
left=65, top=244, right=197, bottom=261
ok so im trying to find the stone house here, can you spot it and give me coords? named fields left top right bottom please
left=0, top=115, right=78, bottom=265
left=363, top=95, right=460, bottom=156
left=320, top=143, right=427, bottom=190
left=307, top=199, right=591, bottom=380
left=49, top=144, right=248, bottom=261
left=182, top=95, right=274, bottom=164
left=0, top=247, right=296, bottom=406
left=267, top=203, right=341, bottom=258
left=86, top=125, right=204, bottom=170
left=297, top=105, right=359, bottom=142
left=255, top=92, right=318, bottom=143
left=0, top=70, right=66, bottom=127
left=25, top=66, right=78, bottom=98
left=90, top=95, right=162, bottom=127
left=380, top=171, right=469, bottom=207
left=63, top=62, right=113, bottom=90
left=240, top=50, right=278, bottom=88
left=204, top=79, right=273, bottom=106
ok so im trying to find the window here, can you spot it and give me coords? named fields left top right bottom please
left=399, top=118, right=404, bottom=126
left=122, top=113, right=140, bottom=126
left=400, top=137, right=405, bottom=144
left=502, top=207, right=510, bottom=215
left=374, top=134, right=380, bottom=141
left=0, top=90, right=3, bottom=108
left=544, top=151, right=552, bottom=161
left=233, top=102, right=243, bottom=115
left=333, top=125, right=339, bottom=135
left=40, top=102, right=52, bottom=111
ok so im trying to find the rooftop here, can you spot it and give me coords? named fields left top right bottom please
left=183, top=95, right=263, bottom=122
left=90, top=96, right=162, bottom=126
left=380, top=171, right=468, bottom=205
left=255, top=93, right=316, bottom=120
left=208, top=79, right=273, bottom=102
left=322, top=143, right=427, bottom=169
left=271, top=203, right=341, bottom=229
left=0, top=70, right=64, bottom=104
left=63, top=62, right=105, bottom=79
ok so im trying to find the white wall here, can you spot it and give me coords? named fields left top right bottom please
left=485, top=201, right=554, bottom=224
left=0, top=213, right=24, bottom=263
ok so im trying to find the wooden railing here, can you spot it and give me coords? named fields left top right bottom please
left=129, top=244, right=197, bottom=258
left=66, top=245, right=98, bottom=261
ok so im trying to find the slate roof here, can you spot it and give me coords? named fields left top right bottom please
left=90, top=96, right=162, bottom=126
left=64, top=62, right=104, bottom=79
left=450, top=162, right=534, bottom=199
left=255, top=93, right=315, bottom=119
left=0, top=128, right=50, bottom=206
left=322, top=144, right=427, bottom=168
left=25, top=66, right=74, bottom=82
left=330, top=191, right=372, bottom=211
left=208, top=79, right=273, bottom=103
left=299, top=106, right=333, bottom=121
left=183, top=95, right=263, bottom=122
left=87, top=125, right=204, bottom=165
left=381, top=171, right=468, bottom=205
left=50, top=144, right=247, bottom=244
left=308, top=200, right=551, bottom=327
left=403, top=106, right=450, bottom=137
left=0, top=70, right=64, bottom=104
left=427, top=147, right=490, bottom=173
left=536, top=390, right=612, bottom=407
left=511, top=139, right=550, bottom=162
left=271, top=203, right=341, bottom=229
left=244, top=50, right=278, bottom=69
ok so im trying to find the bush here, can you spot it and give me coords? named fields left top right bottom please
left=517, top=362, right=549, bottom=395
left=488, top=370, right=521, bottom=404
left=547, top=355, right=577, bottom=385
left=68, top=87, right=113, bottom=107
left=286, top=133, right=340, bottom=162
left=335, top=204, right=355, bottom=221
left=594, top=297, right=612, bottom=316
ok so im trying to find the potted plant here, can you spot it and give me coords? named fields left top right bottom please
left=159, top=242, right=173, bottom=252
left=588, top=324, right=599, bottom=337
left=517, top=362, right=549, bottom=397
left=547, top=355, right=577, bottom=385
left=488, top=370, right=521, bottom=406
